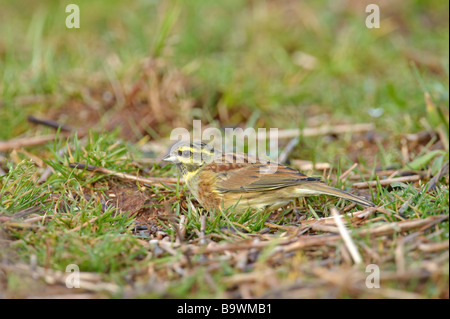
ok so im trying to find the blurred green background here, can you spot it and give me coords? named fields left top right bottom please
left=0, top=0, right=448, bottom=157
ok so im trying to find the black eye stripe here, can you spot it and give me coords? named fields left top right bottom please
left=178, top=149, right=193, bottom=157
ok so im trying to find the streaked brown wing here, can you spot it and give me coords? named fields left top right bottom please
left=211, top=160, right=322, bottom=193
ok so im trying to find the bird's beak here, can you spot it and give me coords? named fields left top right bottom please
left=162, top=153, right=177, bottom=162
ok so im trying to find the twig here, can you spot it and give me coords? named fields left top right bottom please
left=0, top=131, right=85, bottom=152
left=357, top=215, right=448, bottom=237
left=265, top=222, right=303, bottom=234
left=1, top=221, right=41, bottom=229
left=13, top=206, right=43, bottom=218
left=282, top=235, right=341, bottom=252
left=309, top=223, right=339, bottom=234
left=254, top=123, right=375, bottom=140
left=68, top=162, right=180, bottom=186
left=300, top=206, right=386, bottom=226
left=292, top=160, right=331, bottom=171
left=277, top=137, right=299, bottom=163
left=418, top=241, right=449, bottom=253
left=339, top=163, right=358, bottom=182
left=27, top=115, right=72, bottom=131
left=176, top=215, right=187, bottom=244
left=199, top=214, right=206, bottom=245
left=427, top=161, right=449, bottom=191
left=347, top=169, right=421, bottom=181
left=23, top=215, right=53, bottom=224
left=387, top=170, right=399, bottom=179
left=352, top=174, right=424, bottom=189
left=330, top=207, right=362, bottom=265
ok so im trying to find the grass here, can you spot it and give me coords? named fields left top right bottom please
left=0, top=0, right=449, bottom=298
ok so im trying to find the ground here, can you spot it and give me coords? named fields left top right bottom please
left=0, top=0, right=448, bottom=299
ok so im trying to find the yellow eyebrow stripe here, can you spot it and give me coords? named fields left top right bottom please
left=179, top=146, right=215, bottom=156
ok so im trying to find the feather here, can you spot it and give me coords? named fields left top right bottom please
left=211, top=158, right=374, bottom=207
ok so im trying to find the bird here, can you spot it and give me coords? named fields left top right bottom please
left=163, top=141, right=375, bottom=212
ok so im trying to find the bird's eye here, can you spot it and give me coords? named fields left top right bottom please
left=178, top=149, right=193, bottom=157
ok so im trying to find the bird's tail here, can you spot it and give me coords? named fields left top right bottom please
left=296, top=182, right=375, bottom=207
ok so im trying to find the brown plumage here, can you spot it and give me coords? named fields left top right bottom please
left=164, top=142, right=375, bottom=212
